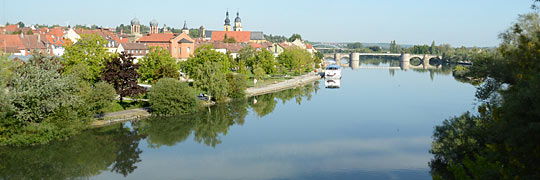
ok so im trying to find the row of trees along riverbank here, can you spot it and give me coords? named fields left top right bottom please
left=429, top=13, right=540, bottom=179
left=0, top=33, right=321, bottom=146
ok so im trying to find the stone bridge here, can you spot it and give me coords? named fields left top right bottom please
left=324, top=53, right=443, bottom=70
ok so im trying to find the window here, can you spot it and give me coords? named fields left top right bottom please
left=187, top=47, right=191, bottom=53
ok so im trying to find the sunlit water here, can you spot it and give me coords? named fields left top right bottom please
left=0, top=58, right=477, bottom=180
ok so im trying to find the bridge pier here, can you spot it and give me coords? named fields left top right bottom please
left=400, top=53, right=410, bottom=62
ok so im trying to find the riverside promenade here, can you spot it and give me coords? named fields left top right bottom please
left=91, top=73, right=322, bottom=127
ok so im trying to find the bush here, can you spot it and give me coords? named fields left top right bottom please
left=83, top=81, right=117, bottom=114
left=226, top=73, right=247, bottom=99
left=1, top=55, right=90, bottom=146
left=149, top=78, right=199, bottom=116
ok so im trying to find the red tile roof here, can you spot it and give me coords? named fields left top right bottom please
left=211, top=31, right=251, bottom=43
left=5, top=25, right=18, bottom=32
left=0, top=34, right=24, bottom=49
left=136, top=33, right=176, bottom=43
left=306, top=44, right=313, bottom=49
left=249, top=42, right=261, bottom=49
left=211, top=42, right=245, bottom=53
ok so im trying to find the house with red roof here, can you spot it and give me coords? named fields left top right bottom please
left=135, top=32, right=194, bottom=60
left=0, top=34, right=48, bottom=55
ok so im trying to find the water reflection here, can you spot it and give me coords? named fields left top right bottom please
left=0, top=83, right=321, bottom=179
left=325, top=79, right=341, bottom=88
left=0, top=124, right=144, bottom=179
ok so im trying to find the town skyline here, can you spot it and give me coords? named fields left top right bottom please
left=1, top=0, right=535, bottom=47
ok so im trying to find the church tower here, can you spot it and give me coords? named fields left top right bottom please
left=182, top=21, right=189, bottom=34
left=130, top=17, right=140, bottom=34
left=150, top=19, right=159, bottom=34
left=224, top=11, right=231, bottom=31
left=234, top=11, right=242, bottom=31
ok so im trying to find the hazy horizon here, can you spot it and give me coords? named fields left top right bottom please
left=1, top=0, right=534, bottom=47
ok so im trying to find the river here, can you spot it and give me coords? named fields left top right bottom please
left=0, top=57, right=477, bottom=180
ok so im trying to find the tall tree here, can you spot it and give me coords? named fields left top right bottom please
left=255, top=49, right=277, bottom=74
left=288, top=33, right=302, bottom=42
left=101, top=52, right=146, bottom=102
left=138, top=46, right=179, bottom=83
left=182, top=44, right=231, bottom=78
left=192, top=61, right=229, bottom=101
left=62, top=34, right=110, bottom=83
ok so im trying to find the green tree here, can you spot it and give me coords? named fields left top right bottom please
left=255, top=49, right=277, bottom=74
left=1, top=55, right=89, bottom=146
left=192, top=61, right=229, bottom=101
left=236, top=46, right=257, bottom=70
left=277, top=47, right=314, bottom=73
left=430, top=13, right=540, bottom=179
left=138, top=46, right=179, bottom=83
left=226, top=73, right=247, bottom=99
left=16, top=21, right=24, bottom=28
left=101, top=52, right=146, bottom=102
left=148, top=78, right=199, bottom=116
left=289, top=33, right=302, bottom=42
left=253, top=64, right=266, bottom=84
left=62, top=34, right=110, bottom=83
left=347, top=42, right=363, bottom=49
left=82, top=81, right=117, bottom=114
left=223, top=34, right=236, bottom=43
left=182, top=44, right=231, bottom=78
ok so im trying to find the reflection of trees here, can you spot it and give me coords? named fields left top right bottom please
left=140, top=99, right=249, bottom=148
left=0, top=124, right=144, bottom=179
left=249, top=83, right=319, bottom=117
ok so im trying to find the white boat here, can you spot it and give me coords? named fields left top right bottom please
left=325, top=79, right=341, bottom=88
left=325, top=64, right=342, bottom=79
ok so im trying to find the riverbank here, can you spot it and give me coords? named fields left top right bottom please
left=91, top=72, right=322, bottom=127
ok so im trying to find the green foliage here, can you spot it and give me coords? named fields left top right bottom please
left=347, top=42, right=363, bottom=49
left=408, top=45, right=430, bottom=54
left=192, top=61, right=229, bottom=101
left=223, top=34, right=236, bottom=43
left=148, top=78, right=199, bottom=116
left=62, top=34, right=110, bottom=83
left=430, top=13, right=540, bottom=179
left=277, top=47, right=315, bottom=73
left=264, top=34, right=288, bottom=43
left=83, top=81, right=117, bottom=114
left=389, top=40, right=401, bottom=53
left=236, top=46, right=257, bottom=70
left=0, top=53, right=18, bottom=87
left=1, top=55, right=89, bottom=146
left=101, top=52, right=146, bottom=102
left=138, top=46, right=179, bottom=83
left=182, top=44, right=231, bottom=78
left=253, top=65, right=266, bottom=82
left=289, top=33, right=302, bottom=42
left=0, top=124, right=144, bottom=178
left=226, top=73, right=247, bottom=99
left=255, top=49, right=277, bottom=74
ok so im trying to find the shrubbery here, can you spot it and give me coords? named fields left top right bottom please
left=226, top=73, right=247, bottom=99
left=1, top=55, right=90, bottom=146
left=148, top=78, right=199, bottom=116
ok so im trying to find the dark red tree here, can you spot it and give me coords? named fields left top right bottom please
left=101, top=52, right=146, bottom=102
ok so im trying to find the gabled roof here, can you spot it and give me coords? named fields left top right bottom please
left=119, top=43, right=147, bottom=50
left=0, top=34, right=24, bottom=49
left=136, top=33, right=176, bottom=42
left=20, top=35, right=46, bottom=49
left=178, top=38, right=193, bottom=43
left=211, top=42, right=245, bottom=53
left=250, top=31, right=265, bottom=40
left=4, top=25, right=18, bottom=32
left=211, top=31, right=251, bottom=43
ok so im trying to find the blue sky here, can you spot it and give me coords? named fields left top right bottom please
left=1, top=0, right=534, bottom=47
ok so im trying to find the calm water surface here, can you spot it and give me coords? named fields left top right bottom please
left=0, top=58, right=477, bottom=180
